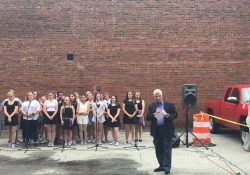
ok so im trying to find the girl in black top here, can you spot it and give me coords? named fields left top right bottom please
left=107, top=95, right=121, bottom=146
left=122, top=91, right=137, bottom=144
left=56, top=91, right=64, bottom=144
left=60, top=96, right=75, bottom=146
left=4, top=91, right=19, bottom=148
left=134, top=91, right=145, bottom=142
left=70, top=94, right=78, bottom=145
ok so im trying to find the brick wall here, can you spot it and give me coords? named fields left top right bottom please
left=0, top=0, right=250, bottom=128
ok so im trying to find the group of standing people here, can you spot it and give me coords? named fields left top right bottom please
left=0, top=86, right=146, bottom=148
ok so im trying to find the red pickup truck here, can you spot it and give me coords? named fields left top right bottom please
left=206, top=85, right=250, bottom=144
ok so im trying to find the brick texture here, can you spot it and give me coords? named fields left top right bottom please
left=1, top=0, right=250, bottom=128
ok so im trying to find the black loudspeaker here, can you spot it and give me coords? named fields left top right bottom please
left=181, top=84, right=197, bottom=109
left=67, top=54, right=74, bottom=60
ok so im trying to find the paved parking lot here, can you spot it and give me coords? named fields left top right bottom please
left=0, top=128, right=249, bottom=175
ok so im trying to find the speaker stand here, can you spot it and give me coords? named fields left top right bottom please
left=172, top=109, right=208, bottom=150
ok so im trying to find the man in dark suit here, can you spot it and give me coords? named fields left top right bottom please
left=146, top=89, right=178, bottom=174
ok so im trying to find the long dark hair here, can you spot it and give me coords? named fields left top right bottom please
left=33, top=90, right=39, bottom=100
left=124, top=90, right=134, bottom=101
left=111, top=95, right=119, bottom=106
left=94, top=92, right=101, bottom=102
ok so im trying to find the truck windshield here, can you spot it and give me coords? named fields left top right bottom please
left=242, top=88, right=250, bottom=103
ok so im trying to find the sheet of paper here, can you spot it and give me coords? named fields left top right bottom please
left=155, top=110, right=167, bottom=120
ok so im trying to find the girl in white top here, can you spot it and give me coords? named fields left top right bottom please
left=102, top=92, right=111, bottom=142
left=86, top=92, right=95, bottom=143
left=43, top=92, right=58, bottom=147
left=20, top=92, right=40, bottom=147
left=77, top=94, right=90, bottom=145
left=92, top=93, right=106, bottom=145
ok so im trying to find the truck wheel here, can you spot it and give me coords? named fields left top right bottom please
left=209, top=115, right=220, bottom=134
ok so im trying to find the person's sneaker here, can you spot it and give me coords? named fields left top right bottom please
left=80, top=141, right=84, bottom=145
left=68, top=142, right=71, bottom=146
left=51, top=142, right=54, bottom=147
left=110, top=140, right=116, bottom=145
left=92, top=139, right=96, bottom=143
left=8, top=142, right=12, bottom=147
left=48, top=142, right=52, bottom=147
left=131, top=140, right=135, bottom=145
left=87, top=139, right=91, bottom=143
left=64, top=143, right=67, bottom=147
left=135, top=138, right=138, bottom=142
left=11, top=144, right=15, bottom=149
left=39, top=137, right=44, bottom=142
left=84, top=140, right=87, bottom=145
left=40, top=138, right=46, bottom=144
left=115, top=141, right=120, bottom=146
left=34, top=142, right=38, bottom=147
left=16, top=139, right=20, bottom=145
left=139, top=138, right=142, bottom=142
left=101, top=137, right=106, bottom=143
left=30, top=139, right=34, bottom=144
left=72, top=140, right=76, bottom=145
left=97, top=141, right=102, bottom=145
left=124, top=140, right=128, bottom=144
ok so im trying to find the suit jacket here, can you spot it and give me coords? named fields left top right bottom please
left=146, top=100, right=178, bottom=138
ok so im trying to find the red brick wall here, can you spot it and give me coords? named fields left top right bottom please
left=1, top=0, right=250, bottom=128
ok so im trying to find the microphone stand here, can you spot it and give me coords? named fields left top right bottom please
left=88, top=106, right=108, bottom=151
left=124, top=111, right=145, bottom=151
left=18, top=100, right=40, bottom=153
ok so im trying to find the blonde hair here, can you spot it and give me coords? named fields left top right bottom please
left=103, top=92, right=110, bottom=97
left=86, top=91, right=91, bottom=96
left=7, top=89, right=14, bottom=95
left=63, top=96, right=72, bottom=107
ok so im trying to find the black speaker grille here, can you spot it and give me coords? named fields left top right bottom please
left=184, top=94, right=196, bottom=107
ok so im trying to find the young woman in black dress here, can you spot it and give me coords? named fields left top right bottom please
left=107, top=95, right=121, bottom=146
left=122, top=91, right=137, bottom=144
left=3, top=91, right=19, bottom=148
left=56, top=91, right=64, bottom=144
left=134, top=91, right=145, bottom=142
left=70, top=93, right=78, bottom=145
left=60, top=96, right=75, bottom=146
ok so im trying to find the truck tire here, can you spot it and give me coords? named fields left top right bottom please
left=240, top=120, right=249, bottom=145
left=209, top=112, right=220, bottom=134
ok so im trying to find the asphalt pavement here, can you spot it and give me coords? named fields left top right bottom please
left=0, top=128, right=249, bottom=175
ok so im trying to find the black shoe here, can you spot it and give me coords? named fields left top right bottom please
left=25, top=143, right=30, bottom=148
left=164, top=170, right=170, bottom=174
left=135, top=138, right=138, bottom=141
left=139, top=138, right=142, bottom=142
left=154, top=167, right=164, bottom=172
